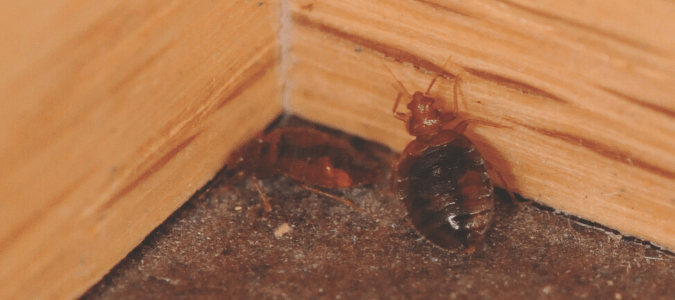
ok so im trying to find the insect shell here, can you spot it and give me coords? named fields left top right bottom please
left=389, top=64, right=495, bottom=254
left=225, top=126, right=381, bottom=212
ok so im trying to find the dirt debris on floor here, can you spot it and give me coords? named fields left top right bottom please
left=80, top=117, right=675, bottom=300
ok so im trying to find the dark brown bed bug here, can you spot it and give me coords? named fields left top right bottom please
left=225, top=126, right=381, bottom=214
left=384, top=58, right=511, bottom=253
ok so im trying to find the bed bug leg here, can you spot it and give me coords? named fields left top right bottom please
left=435, top=76, right=463, bottom=125
left=251, top=175, right=273, bottom=217
left=298, top=183, right=364, bottom=213
left=424, top=76, right=439, bottom=96
left=392, top=92, right=408, bottom=121
left=450, top=76, right=460, bottom=118
left=451, top=119, right=518, bottom=207
left=381, top=57, right=413, bottom=122
left=424, top=54, right=458, bottom=98
left=431, top=55, right=463, bottom=119
left=484, top=161, right=522, bottom=207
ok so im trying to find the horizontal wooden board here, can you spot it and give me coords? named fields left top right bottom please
left=0, top=1, right=282, bottom=299
left=287, top=0, right=675, bottom=251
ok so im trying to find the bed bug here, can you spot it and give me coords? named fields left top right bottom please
left=225, top=126, right=381, bottom=214
left=384, top=57, right=513, bottom=253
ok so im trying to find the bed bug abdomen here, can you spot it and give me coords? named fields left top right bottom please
left=395, top=131, right=494, bottom=253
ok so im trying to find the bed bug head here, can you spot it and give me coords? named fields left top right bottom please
left=381, top=58, right=452, bottom=140
left=406, top=91, right=445, bottom=138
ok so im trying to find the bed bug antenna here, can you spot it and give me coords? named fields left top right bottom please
left=379, top=57, right=411, bottom=122
left=423, top=54, right=455, bottom=96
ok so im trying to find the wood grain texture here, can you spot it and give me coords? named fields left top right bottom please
left=287, top=0, right=675, bottom=250
left=0, top=1, right=281, bottom=299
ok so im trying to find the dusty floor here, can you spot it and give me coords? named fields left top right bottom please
left=80, top=117, right=675, bottom=300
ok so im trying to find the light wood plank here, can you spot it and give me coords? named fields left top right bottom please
left=0, top=1, right=282, bottom=299
left=288, top=0, right=675, bottom=251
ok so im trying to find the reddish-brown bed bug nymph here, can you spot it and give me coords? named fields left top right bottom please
left=225, top=126, right=380, bottom=215
left=384, top=57, right=512, bottom=253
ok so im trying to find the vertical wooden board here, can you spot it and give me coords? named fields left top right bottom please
left=0, top=1, right=282, bottom=299
left=287, top=0, right=675, bottom=250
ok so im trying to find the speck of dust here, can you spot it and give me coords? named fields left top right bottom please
left=542, top=285, right=552, bottom=294
left=274, top=223, right=292, bottom=238
left=615, top=292, right=622, bottom=299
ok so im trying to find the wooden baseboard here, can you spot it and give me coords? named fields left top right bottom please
left=288, top=0, right=675, bottom=251
left=0, top=1, right=281, bottom=299
left=1, top=0, right=674, bottom=299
